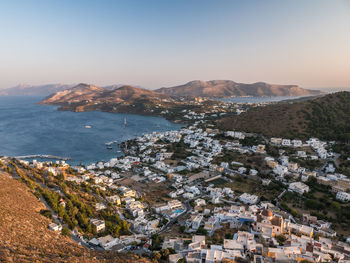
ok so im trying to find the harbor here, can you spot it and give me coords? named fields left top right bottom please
left=13, top=154, right=71, bottom=161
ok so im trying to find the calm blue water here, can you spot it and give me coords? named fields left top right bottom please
left=0, top=96, right=182, bottom=165
left=218, top=96, right=302, bottom=103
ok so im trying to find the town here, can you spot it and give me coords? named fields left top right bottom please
left=1, top=107, right=350, bottom=263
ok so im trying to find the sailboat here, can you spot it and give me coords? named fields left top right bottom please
left=124, top=117, right=127, bottom=128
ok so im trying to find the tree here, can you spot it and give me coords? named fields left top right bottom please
left=189, top=200, right=195, bottom=207
left=168, top=247, right=176, bottom=254
left=162, top=218, right=169, bottom=226
left=40, top=209, right=52, bottom=219
left=212, top=233, right=221, bottom=244
left=305, top=199, right=324, bottom=210
left=120, top=220, right=129, bottom=234
left=275, top=234, right=286, bottom=246
left=151, top=251, right=161, bottom=261
left=151, top=234, right=163, bottom=250
left=224, top=233, right=233, bottom=239
left=197, top=226, right=207, bottom=235
left=179, top=225, right=185, bottom=233
left=61, top=227, right=70, bottom=237
left=160, top=248, right=170, bottom=259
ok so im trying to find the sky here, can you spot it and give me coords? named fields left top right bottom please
left=0, top=0, right=349, bottom=90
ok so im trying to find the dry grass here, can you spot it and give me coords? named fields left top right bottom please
left=0, top=171, right=151, bottom=263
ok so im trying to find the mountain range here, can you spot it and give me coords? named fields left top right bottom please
left=156, top=80, right=323, bottom=97
left=2, top=80, right=323, bottom=98
left=0, top=84, right=74, bottom=96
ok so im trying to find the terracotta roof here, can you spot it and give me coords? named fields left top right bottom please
left=261, top=209, right=273, bottom=217
left=270, top=216, right=282, bottom=226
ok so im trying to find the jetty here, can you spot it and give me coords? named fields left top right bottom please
left=13, top=155, right=71, bottom=161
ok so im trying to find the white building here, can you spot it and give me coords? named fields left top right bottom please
left=288, top=182, right=310, bottom=195
left=90, top=219, right=105, bottom=232
left=336, top=191, right=350, bottom=202
left=239, top=193, right=259, bottom=204
left=191, top=215, right=203, bottom=230
left=48, top=223, right=62, bottom=232
left=106, top=195, right=121, bottom=205
left=281, top=139, right=291, bottom=146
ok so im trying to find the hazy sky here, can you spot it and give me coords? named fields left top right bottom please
left=1, top=0, right=349, bottom=90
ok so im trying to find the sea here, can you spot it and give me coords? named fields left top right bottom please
left=0, top=96, right=182, bottom=165
left=218, top=96, right=303, bottom=104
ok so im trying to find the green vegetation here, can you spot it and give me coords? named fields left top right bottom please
left=240, top=136, right=264, bottom=147
left=151, top=234, right=164, bottom=250
left=220, top=92, right=350, bottom=142
left=40, top=209, right=52, bottom=219
left=306, top=92, right=350, bottom=141
left=61, top=227, right=70, bottom=236
left=168, top=140, right=191, bottom=159
left=281, top=178, right=350, bottom=234
left=196, top=226, right=208, bottom=235
left=3, top=160, right=129, bottom=238
left=275, top=234, right=286, bottom=246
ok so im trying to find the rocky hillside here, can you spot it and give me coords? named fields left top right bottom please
left=156, top=80, right=323, bottom=98
left=40, top=83, right=169, bottom=105
left=39, top=83, right=179, bottom=117
left=40, top=83, right=105, bottom=104
left=218, top=92, right=350, bottom=141
left=0, top=84, right=74, bottom=96
left=0, top=170, right=150, bottom=263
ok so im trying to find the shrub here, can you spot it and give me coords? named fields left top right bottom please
left=61, top=227, right=70, bottom=236
left=40, top=209, right=52, bottom=219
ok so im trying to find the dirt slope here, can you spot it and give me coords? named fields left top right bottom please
left=0, top=171, right=150, bottom=263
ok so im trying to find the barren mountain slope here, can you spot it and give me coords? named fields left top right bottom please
left=40, top=84, right=170, bottom=105
left=40, top=83, right=105, bottom=104
left=0, top=171, right=150, bottom=263
left=156, top=80, right=323, bottom=97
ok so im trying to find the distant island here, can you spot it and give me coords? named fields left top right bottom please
left=156, top=80, right=323, bottom=97
left=37, top=81, right=324, bottom=121
left=0, top=84, right=74, bottom=96
left=39, top=83, right=187, bottom=119
left=2, top=80, right=323, bottom=97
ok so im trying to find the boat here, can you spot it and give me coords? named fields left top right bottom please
left=106, top=146, right=113, bottom=150
left=105, top=140, right=118, bottom=146
left=124, top=117, right=127, bottom=128
left=85, top=125, right=92, bottom=129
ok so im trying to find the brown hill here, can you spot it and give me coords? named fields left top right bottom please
left=40, top=83, right=106, bottom=104
left=0, top=171, right=150, bottom=263
left=100, top=85, right=169, bottom=102
left=156, top=80, right=323, bottom=98
left=40, top=83, right=169, bottom=105
left=218, top=92, right=350, bottom=141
